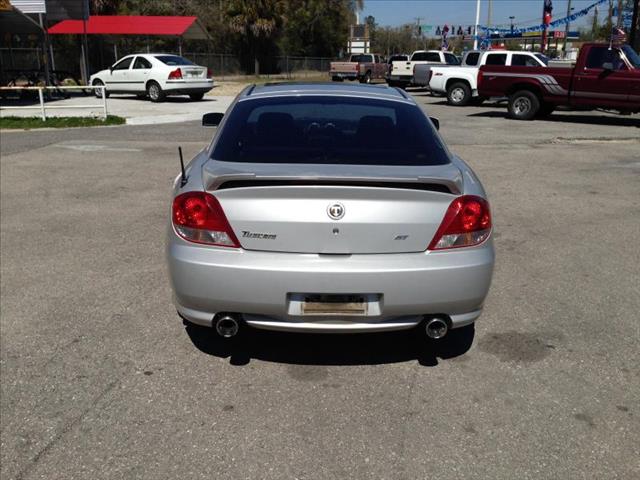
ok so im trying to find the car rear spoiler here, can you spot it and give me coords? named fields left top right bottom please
left=203, top=162, right=463, bottom=195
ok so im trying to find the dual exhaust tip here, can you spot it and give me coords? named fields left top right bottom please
left=424, top=316, right=449, bottom=339
left=214, top=314, right=240, bottom=338
left=214, top=314, right=449, bottom=340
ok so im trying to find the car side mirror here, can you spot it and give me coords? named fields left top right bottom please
left=430, top=117, right=440, bottom=130
left=109, top=67, right=114, bottom=73
left=602, top=62, right=614, bottom=71
left=202, top=112, right=224, bottom=127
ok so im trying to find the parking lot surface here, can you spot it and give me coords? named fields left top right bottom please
left=1, top=95, right=639, bottom=479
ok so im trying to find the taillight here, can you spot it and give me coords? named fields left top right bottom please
left=428, top=195, right=492, bottom=250
left=168, top=68, right=182, bottom=79
left=172, top=192, right=239, bottom=247
left=206, top=68, right=213, bottom=79
left=477, top=69, right=483, bottom=88
left=428, top=70, right=434, bottom=83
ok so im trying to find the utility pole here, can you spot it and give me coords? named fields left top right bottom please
left=563, top=0, right=572, bottom=57
left=473, top=0, right=481, bottom=50
left=509, top=15, right=515, bottom=33
left=414, top=17, right=422, bottom=51
left=487, top=0, right=493, bottom=26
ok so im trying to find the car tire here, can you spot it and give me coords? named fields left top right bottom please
left=359, top=72, right=372, bottom=84
left=92, top=80, right=109, bottom=98
left=331, top=76, right=343, bottom=82
left=508, top=90, right=540, bottom=120
left=147, top=81, right=165, bottom=102
left=189, top=93, right=205, bottom=101
left=446, top=82, right=471, bottom=106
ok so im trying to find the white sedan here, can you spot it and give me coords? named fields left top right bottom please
left=90, top=54, right=214, bottom=102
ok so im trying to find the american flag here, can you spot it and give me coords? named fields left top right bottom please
left=611, top=27, right=627, bottom=43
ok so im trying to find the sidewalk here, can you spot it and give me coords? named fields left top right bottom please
left=0, top=84, right=241, bottom=126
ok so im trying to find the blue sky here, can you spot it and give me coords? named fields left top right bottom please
left=361, top=0, right=600, bottom=29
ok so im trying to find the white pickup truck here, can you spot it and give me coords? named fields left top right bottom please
left=388, top=50, right=459, bottom=88
left=413, top=50, right=548, bottom=106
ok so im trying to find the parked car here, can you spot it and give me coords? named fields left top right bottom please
left=167, top=83, right=495, bottom=343
left=329, top=53, right=387, bottom=83
left=388, top=50, right=459, bottom=88
left=90, top=53, right=214, bottom=102
left=477, top=42, right=640, bottom=119
left=415, top=50, right=547, bottom=106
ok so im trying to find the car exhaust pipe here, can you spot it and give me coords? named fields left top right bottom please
left=425, top=317, right=449, bottom=340
left=215, top=315, right=239, bottom=338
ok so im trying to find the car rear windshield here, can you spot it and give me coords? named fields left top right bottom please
left=349, top=54, right=372, bottom=63
left=211, top=96, right=450, bottom=166
left=154, top=55, right=194, bottom=66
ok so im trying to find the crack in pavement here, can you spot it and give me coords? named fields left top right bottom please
left=14, top=379, right=120, bottom=480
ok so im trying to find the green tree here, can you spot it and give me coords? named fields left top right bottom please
left=226, top=0, right=285, bottom=74
left=280, top=0, right=353, bottom=57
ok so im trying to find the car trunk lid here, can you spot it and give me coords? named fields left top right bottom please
left=203, top=161, right=462, bottom=254
left=180, top=66, right=206, bottom=79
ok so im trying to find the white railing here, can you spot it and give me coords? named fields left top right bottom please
left=0, top=85, right=108, bottom=120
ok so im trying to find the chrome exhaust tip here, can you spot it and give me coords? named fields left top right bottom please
left=215, top=315, right=239, bottom=338
left=425, top=317, right=449, bottom=340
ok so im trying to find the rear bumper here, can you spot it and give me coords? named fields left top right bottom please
left=163, top=79, right=214, bottom=94
left=330, top=72, right=358, bottom=79
left=387, top=75, right=412, bottom=85
left=167, top=229, right=495, bottom=333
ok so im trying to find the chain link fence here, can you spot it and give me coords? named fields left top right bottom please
left=1, top=47, right=334, bottom=84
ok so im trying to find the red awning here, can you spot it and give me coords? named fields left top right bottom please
left=48, top=15, right=209, bottom=40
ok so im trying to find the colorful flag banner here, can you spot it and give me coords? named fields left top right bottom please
left=478, top=0, right=608, bottom=35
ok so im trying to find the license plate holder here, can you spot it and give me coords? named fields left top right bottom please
left=301, top=294, right=367, bottom=316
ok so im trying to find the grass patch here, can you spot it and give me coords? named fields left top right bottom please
left=0, top=115, right=125, bottom=130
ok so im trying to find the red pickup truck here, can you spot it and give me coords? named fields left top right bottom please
left=477, top=43, right=640, bottom=120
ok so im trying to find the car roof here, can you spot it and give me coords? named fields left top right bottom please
left=241, top=82, right=414, bottom=104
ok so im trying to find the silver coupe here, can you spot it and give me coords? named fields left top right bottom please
left=167, top=83, right=494, bottom=342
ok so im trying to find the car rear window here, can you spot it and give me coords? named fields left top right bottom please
left=512, top=54, right=540, bottom=67
left=412, top=52, right=441, bottom=62
left=485, top=54, right=507, bottom=65
left=350, top=54, right=373, bottom=63
left=154, top=55, right=194, bottom=66
left=211, top=96, right=450, bottom=166
left=464, top=52, right=480, bottom=66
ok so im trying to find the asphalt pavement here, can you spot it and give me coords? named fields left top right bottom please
left=1, top=94, right=639, bottom=480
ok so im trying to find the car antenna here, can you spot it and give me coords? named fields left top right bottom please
left=178, top=146, right=187, bottom=187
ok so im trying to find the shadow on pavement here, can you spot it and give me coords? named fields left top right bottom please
left=468, top=110, right=640, bottom=127
left=107, top=94, right=217, bottom=103
left=184, top=321, right=474, bottom=367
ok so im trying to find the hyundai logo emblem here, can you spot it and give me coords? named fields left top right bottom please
left=327, top=202, right=345, bottom=220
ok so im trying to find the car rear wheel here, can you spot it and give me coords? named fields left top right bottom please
left=359, top=72, right=372, bottom=84
left=508, top=90, right=540, bottom=120
left=447, top=82, right=471, bottom=106
left=189, top=93, right=205, bottom=101
left=147, top=81, right=165, bottom=102
left=92, top=80, right=109, bottom=98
